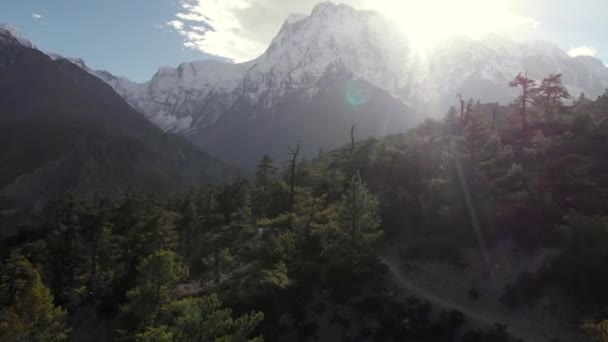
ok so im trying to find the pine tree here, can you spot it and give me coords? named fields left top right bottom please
left=84, top=197, right=117, bottom=301
left=445, top=106, right=459, bottom=133
left=47, top=194, right=90, bottom=305
left=509, top=71, right=537, bottom=131
left=125, top=250, right=188, bottom=320
left=457, top=93, right=466, bottom=126
left=143, top=295, right=263, bottom=342
left=135, top=325, right=173, bottom=342
left=251, top=155, right=278, bottom=218
left=536, top=73, right=570, bottom=119
left=582, top=320, right=608, bottom=342
left=177, top=200, right=201, bottom=263
left=288, top=141, right=301, bottom=230
left=0, top=252, right=37, bottom=307
left=122, top=207, right=180, bottom=280
left=204, top=181, right=251, bottom=284
left=0, top=271, right=68, bottom=342
left=463, top=105, right=501, bottom=165
left=337, top=172, right=382, bottom=255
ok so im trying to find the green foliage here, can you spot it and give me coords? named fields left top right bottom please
left=550, top=212, right=608, bottom=305
left=535, top=73, right=570, bottom=120
left=260, top=261, right=290, bottom=289
left=509, top=72, right=536, bottom=130
left=0, top=251, right=37, bottom=307
left=463, top=105, right=501, bottom=166
left=6, top=72, right=608, bottom=340
left=125, top=250, right=188, bottom=320
left=582, top=320, right=608, bottom=342
left=136, top=325, right=173, bottom=342
left=252, top=155, right=285, bottom=219
left=0, top=271, right=68, bottom=341
left=144, top=295, right=263, bottom=342
left=336, top=172, right=382, bottom=255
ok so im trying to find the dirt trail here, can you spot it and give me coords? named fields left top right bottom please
left=381, top=255, right=556, bottom=342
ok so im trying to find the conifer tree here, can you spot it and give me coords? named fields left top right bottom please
left=253, top=155, right=279, bottom=219
left=125, top=250, right=188, bottom=319
left=510, top=71, right=537, bottom=131
left=47, top=194, right=90, bottom=305
left=0, top=271, right=68, bottom=341
left=337, top=172, right=381, bottom=255
left=536, top=73, right=570, bottom=119
left=582, top=320, right=608, bottom=342
left=141, top=295, right=263, bottom=342
left=0, top=252, right=37, bottom=307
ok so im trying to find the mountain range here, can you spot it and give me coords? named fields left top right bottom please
left=74, top=2, right=608, bottom=167
left=3, top=1, right=608, bottom=173
left=0, top=25, right=233, bottom=211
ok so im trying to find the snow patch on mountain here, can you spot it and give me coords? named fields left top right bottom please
left=98, top=2, right=607, bottom=134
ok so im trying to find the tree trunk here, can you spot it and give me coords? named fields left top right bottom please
left=350, top=124, right=356, bottom=155
left=288, top=141, right=301, bottom=230
left=214, top=241, right=220, bottom=285
left=458, top=94, right=465, bottom=126
left=522, top=71, right=529, bottom=131
left=351, top=183, right=358, bottom=250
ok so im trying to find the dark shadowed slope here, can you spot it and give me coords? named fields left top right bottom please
left=0, top=30, right=235, bottom=210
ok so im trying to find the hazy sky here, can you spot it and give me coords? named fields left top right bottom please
left=1, top=0, right=606, bottom=82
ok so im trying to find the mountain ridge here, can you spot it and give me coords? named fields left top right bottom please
left=0, top=28, right=235, bottom=210
left=93, top=3, right=607, bottom=131
left=5, top=2, right=608, bottom=168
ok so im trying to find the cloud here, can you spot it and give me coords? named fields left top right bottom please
left=166, top=0, right=326, bottom=62
left=31, top=13, right=48, bottom=25
left=166, top=0, right=537, bottom=62
left=166, top=20, right=185, bottom=30
left=568, top=46, right=596, bottom=57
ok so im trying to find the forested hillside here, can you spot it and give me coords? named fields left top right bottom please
left=2, top=72, right=608, bottom=341
left=0, top=29, right=234, bottom=213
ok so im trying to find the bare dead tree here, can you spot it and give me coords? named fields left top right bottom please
left=288, top=140, right=301, bottom=230
left=350, top=123, right=356, bottom=156
left=457, top=93, right=465, bottom=126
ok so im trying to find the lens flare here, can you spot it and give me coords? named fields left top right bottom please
left=345, top=80, right=370, bottom=108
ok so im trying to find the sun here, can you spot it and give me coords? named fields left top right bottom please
left=364, top=0, right=535, bottom=55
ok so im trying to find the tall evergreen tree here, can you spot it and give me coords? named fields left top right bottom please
left=288, top=141, right=301, bottom=230
left=0, top=271, right=68, bottom=341
left=47, top=194, right=90, bottom=305
left=0, top=252, right=37, bottom=307
left=536, top=73, right=570, bottom=119
left=125, top=250, right=188, bottom=320
left=510, top=71, right=537, bottom=131
left=337, top=172, right=382, bottom=255
left=140, top=295, right=263, bottom=342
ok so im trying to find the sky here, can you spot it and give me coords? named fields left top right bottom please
left=1, top=0, right=607, bottom=82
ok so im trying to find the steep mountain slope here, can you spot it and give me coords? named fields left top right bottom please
left=0, top=28, right=233, bottom=210
left=414, top=35, right=608, bottom=109
left=58, top=3, right=608, bottom=167
left=105, top=3, right=417, bottom=167
left=100, top=3, right=607, bottom=167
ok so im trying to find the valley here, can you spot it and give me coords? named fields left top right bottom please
left=2, top=1, right=608, bottom=341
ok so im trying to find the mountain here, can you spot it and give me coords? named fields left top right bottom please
left=0, top=27, right=234, bottom=211
left=65, top=3, right=608, bottom=167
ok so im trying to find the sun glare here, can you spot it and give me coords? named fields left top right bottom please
left=364, top=0, right=536, bottom=54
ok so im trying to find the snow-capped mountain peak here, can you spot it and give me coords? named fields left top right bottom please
left=3, top=3, right=608, bottom=168
left=86, top=2, right=607, bottom=137
left=243, top=1, right=409, bottom=102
